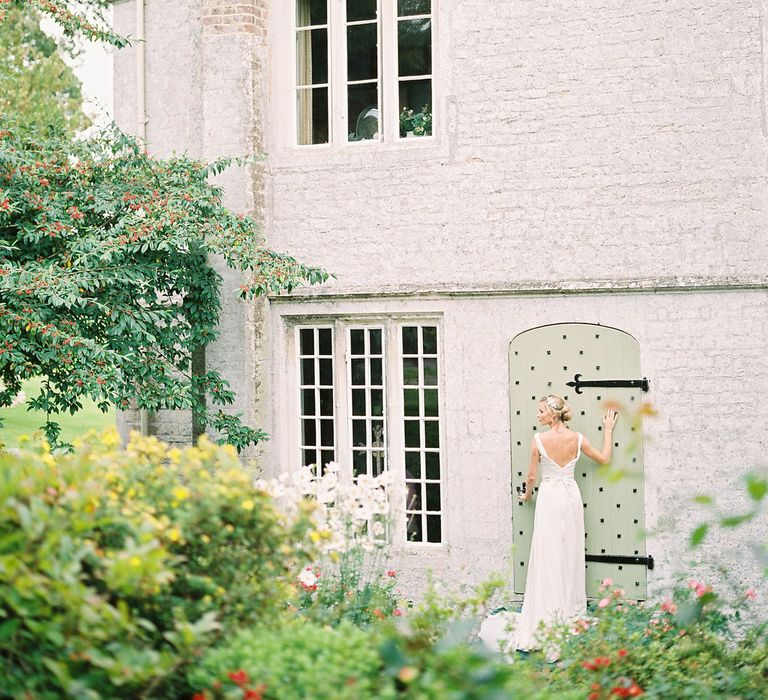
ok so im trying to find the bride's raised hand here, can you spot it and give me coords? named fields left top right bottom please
left=602, top=409, right=618, bottom=431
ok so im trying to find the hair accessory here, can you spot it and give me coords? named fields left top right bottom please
left=546, top=396, right=562, bottom=412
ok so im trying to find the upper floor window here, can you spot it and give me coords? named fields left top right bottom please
left=295, top=0, right=434, bottom=146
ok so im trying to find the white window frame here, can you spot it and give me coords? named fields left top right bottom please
left=287, top=316, right=446, bottom=548
left=288, top=0, right=437, bottom=148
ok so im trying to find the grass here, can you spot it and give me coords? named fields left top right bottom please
left=0, top=377, right=115, bottom=447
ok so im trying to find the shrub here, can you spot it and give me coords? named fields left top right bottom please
left=520, top=579, right=768, bottom=699
left=0, top=431, right=315, bottom=698
left=189, top=621, right=396, bottom=700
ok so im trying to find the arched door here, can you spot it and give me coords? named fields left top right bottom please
left=509, top=323, right=651, bottom=598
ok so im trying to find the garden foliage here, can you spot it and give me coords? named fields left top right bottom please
left=0, top=125, right=327, bottom=449
left=0, top=431, right=315, bottom=698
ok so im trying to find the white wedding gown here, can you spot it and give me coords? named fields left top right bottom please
left=480, top=432, right=587, bottom=654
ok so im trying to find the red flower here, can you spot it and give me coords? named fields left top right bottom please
left=386, top=569, right=397, bottom=577
left=372, top=608, right=385, bottom=619
left=227, top=669, right=250, bottom=686
left=628, top=684, right=644, bottom=696
left=617, top=649, right=628, bottom=658
left=192, top=694, right=207, bottom=700
left=588, top=693, right=601, bottom=700
left=611, top=687, right=630, bottom=697
left=243, top=685, right=266, bottom=700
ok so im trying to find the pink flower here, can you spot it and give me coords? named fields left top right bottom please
left=660, top=599, right=677, bottom=614
left=601, top=577, right=613, bottom=587
left=598, top=597, right=610, bottom=608
left=393, top=608, right=403, bottom=616
left=386, top=569, right=397, bottom=578
left=745, top=588, right=757, bottom=600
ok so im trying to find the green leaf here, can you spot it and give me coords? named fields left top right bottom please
left=720, top=513, right=754, bottom=528
left=690, top=523, right=709, bottom=547
left=693, top=494, right=713, bottom=505
left=745, top=473, right=768, bottom=503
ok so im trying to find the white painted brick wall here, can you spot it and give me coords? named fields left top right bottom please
left=111, top=1, right=768, bottom=606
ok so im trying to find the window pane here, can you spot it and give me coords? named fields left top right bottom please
left=347, top=23, right=378, bottom=81
left=402, top=326, right=418, bottom=354
left=352, top=419, right=367, bottom=446
left=302, top=419, right=317, bottom=446
left=301, top=389, right=316, bottom=415
left=297, top=0, right=327, bottom=27
left=371, top=451, right=386, bottom=476
left=353, top=449, right=368, bottom=477
left=297, top=86, right=329, bottom=145
left=407, top=513, right=423, bottom=541
left=423, top=358, right=437, bottom=385
left=425, top=451, right=440, bottom=479
left=407, top=483, right=422, bottom=510
left=370, top=388, right=383, bottom=416
left=403, top=388, right=420, bottom=416
left=369, top=328, right=382, bottom=355
left=371, top=420, right=384, bottom=445
left=399, top=78, right=432, bottom=136
left=351, top=388, right=366, bottom=416
left=300, top=328, right=314, bottom=355
left=426, top=515, right=441, bottom=543
left=405, top=451, right=421, bottom=479
left=398, top=19, right=431, bottom=76
left=402, top=358, right=419, bottom=385
left=300, top=358, right=315, bottom=385
left=320, top=419, right=334, bottom=446
left=318, top=328, right=333, bottom=355
left=404, top=420, right=420, bottom=447
left=320, top=449, right=335, bottom=468
left=319, top=389, right=334, bottom=415
left=348, top=87, right=379, bottom=142
left=350, top=329, right=365, bottom=355
left=319, top=358, right=333, bottom=386
left=422, top=326, right=437, bottom=354
left=424, top=420, right=439, bottom=448
left=426, top=483, right=440, bottom=511
left=351, top=358, right=366, bottom=385
left=348, top=0, right=377, bottom=21
left=303, top=448, right=317, bottom=467
left=370, top=358, right=383, bottom=386
left=297, top=29, right=328, bottom=85
left=423, top=388, right=438, bottom=416
left=398, top=0, right=430, bottom=15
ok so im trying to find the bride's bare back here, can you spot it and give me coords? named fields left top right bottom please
left=538, top=429, right=581, bottom=468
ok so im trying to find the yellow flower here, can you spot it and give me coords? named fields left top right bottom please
left=167, top=448, right=182, bottom=463
left=168, top=527, right=181, bottom=542
left=201, top=534, right=210, bottom=544
left=241, top=499, right=255, bottom=511
left=224, top=524, right=234, bottom=533
left=309, top=530, right=321, bottom=543
left=101, top=429, right=121, bottom=449
left=172, top=486, right=190, bottom=501
left=129, top=556, right=142, bottom=567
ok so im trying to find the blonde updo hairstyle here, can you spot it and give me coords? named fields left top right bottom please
left=540, top=394, right=573, bottom=423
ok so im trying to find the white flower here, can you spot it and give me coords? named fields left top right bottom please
left=298, top=567, right=318, bottom=589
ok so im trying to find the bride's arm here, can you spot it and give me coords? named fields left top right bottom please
left=581, top=410, right=618, bottom=464
left=520, top=439, right=539, bottom=501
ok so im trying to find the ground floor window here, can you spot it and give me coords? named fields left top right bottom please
left=293, top=319, right=444, bottom=544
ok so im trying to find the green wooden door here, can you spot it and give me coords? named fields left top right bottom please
left=509, top=323, right=649, bottom=599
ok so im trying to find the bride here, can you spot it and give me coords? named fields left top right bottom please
left=480, top=394, right=618, bottom=658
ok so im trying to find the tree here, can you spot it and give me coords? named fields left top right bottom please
left=0, top=4, right=90, bottom=134
left=0, top=125, right=327, bottom=449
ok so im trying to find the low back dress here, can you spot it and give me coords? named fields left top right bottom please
left=480, top=431, right=588, bottom=653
